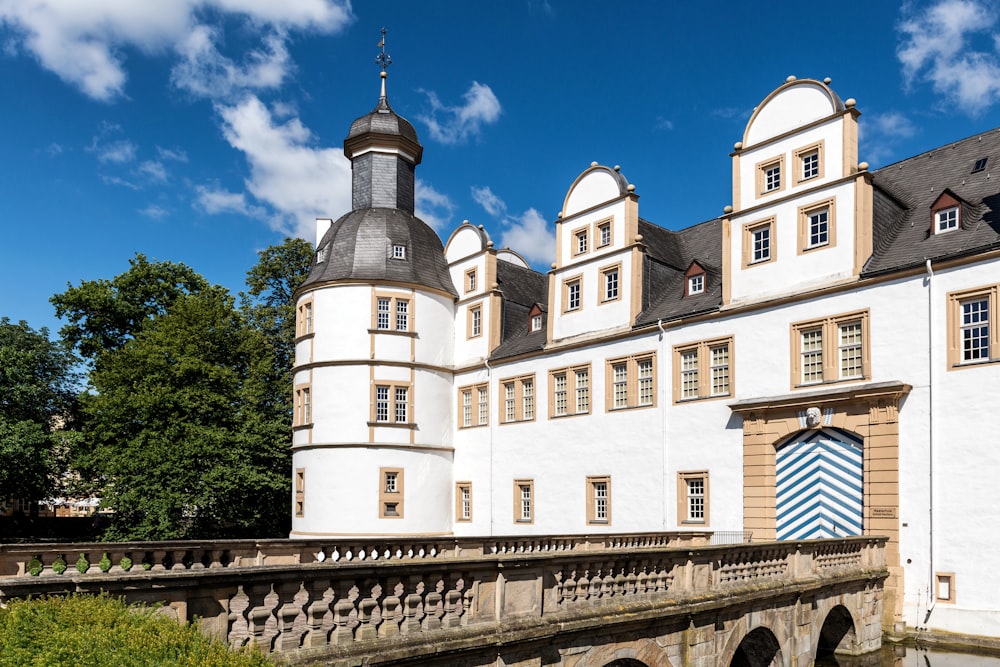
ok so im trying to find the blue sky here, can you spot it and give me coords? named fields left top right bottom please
left=3, top=0, right=1000, bottom=338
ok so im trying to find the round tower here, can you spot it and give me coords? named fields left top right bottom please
left=290, top=67, right=458, bottom=538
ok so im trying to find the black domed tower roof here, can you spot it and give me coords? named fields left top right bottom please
left=300, top=70, right=456, bottom=297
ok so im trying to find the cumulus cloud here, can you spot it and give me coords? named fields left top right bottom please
left=156, top=146, right=188, bottom=162
left=0, top=0, right=352, bottom=101
left=898, top=0, right=1000, bottom=114
left=860, top=111, right=919, bottom=165
left=415, top=180, right=456, bottom=233
left=171, top=26, right=292, bottom=99
left=212, top=95, right=351, bottom=237
left=137, top=160, right=167, bottom=182
left=419, top=82, right=502, bottom=144
left=471, top=185, right=554, bottom=267
left=92, top=138, right=136, bottom=164
left=139, top=204, right=169, bottom=219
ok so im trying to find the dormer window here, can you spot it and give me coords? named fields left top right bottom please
left=316, top=247, right=328, bottom=264
left=688, top=274, right=705, bottom=296
left=392, top=244, right=406, bottom=260
left=935, top=206, right=959, bottom=233
left=531, top=314, right=543, bottom=332
left=972, top=157, right=988, bottom=173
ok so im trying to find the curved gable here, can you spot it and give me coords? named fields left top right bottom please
left=562, top=164, right=629, bottom=217
left=444, top=222, right=490, bottom=262
left=744, top=79, right=844, bottom=147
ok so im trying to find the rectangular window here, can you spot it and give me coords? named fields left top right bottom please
left=742, top=218, right=775, bottom=268
left=791, top=311, right=869, bottom=387
left=371, top=383, right=412, bottom=425
left=531, top=313, right=543, bottom=332
left=574, top=228, right=589, bottom=255
left=794, top=141, right=824, bottom=184
left=678, top=471, right=709, bottom=525
left=468, top=305, right=483, bottom=338
left=587, top=476, right=611, bottom=525
left=295, top=468, right=305, bottom=518
left=297, top=300, right=314, bottom=337
left=373, top=293, right=411, bottom=332
left=456, top=482, right=472, bottom=522
left=936, top=573, right=956, bottom=603
left=687, top=274, right=704, bottom=296
left=500, top=375, right=536, bottom=424
left=798, top=199, right=837, bottom=253
left=936, top=207, right=959, bottom=233
left=597, top=220, right=612, bottom=247
left=379, top=467, right=404, bottom=518
left=602, top=265, right=620, bottom=302
left=377, top=297, right=391, bottom=330
left=514, top=479, right=533, bottom=523
left=548, top=364, right=591, bottom=418
left=465, top=267, right=478, bottom=293
left=606, top=352, right=657, bottom=411
left=294, top=385, right=312, bottom=426
left=564, top=278, right=582, bottom=312
left=461, top=388, right=473, bottom=427
left=395, top=299, right=409, bottom=331
left=477, top=385, right=489, bottom=425
left=392, top=244, right=406, bottom=260
left=756, top=156, right=784, bottom=196
left=672, top=337, right=734, bottom=402
left=947, top=285, right=998, bottom=368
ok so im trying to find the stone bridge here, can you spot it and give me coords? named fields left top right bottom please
left=0, top=533, right=887, bottom=666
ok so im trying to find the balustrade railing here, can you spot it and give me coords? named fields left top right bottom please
left=0, top=535, right=887, bottom=659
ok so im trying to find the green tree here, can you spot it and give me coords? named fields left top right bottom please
left=51, top=253, right=209, bottom=364
left=55, top=243, right=310, bottom=540
left=0, top=318, right=79, bottom=508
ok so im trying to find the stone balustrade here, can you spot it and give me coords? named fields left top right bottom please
left=0, top=534, right=887, bottom=665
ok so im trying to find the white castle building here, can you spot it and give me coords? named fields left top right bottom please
left=290, top=71, right=1000, bottom=640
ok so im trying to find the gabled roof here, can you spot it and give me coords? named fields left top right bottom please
left=865, top=128, right=1000, bottom=275
left=491, top=259, right=548, bottom=360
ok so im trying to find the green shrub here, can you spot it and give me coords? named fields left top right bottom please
left=120, top=555, right=133, bottom=571
left=52, top=555, right=68, bottom=575
left=99, top=553, right=112, bottom=572
left=0, top=593, right=273, bottom=666
left=26, top=556, right=42, bottom=577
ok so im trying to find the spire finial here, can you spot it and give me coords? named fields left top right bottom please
left=376, top=27, right=391, bottom=73
left=375, top=27, right=391, bottom=101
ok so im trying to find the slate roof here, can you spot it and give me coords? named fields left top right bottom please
left=300, top=207, right=457, bottom=296
left=490, top=260, right=548, bottom=360
left=347, top=96, right=419, bottom=146
left=864, top=128, right=1000, bottom=275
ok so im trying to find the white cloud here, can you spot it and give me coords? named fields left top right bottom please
left=419, top=82, right=502, bottom=144
left=415, top=179, right=456, bottom=232
left=92, top=138, right=136, bottom=164
left=471, top=185, right=507, bottom=218
left=136, top=160, right=167, bottom=182
left=471, top=185, right=553, bottom=267
left=156, top=146, right=188, bottom=162
left=654, top=116, right=674, bottom=131
left=170, top=25, right=292, bottom=99
left=212, top=95, right=351, bottom=237
left=898, top=0, right=1000, bottom=114
left=498, top=208, right=554, bottom=267
left=101, top=174, right=139, bottom=190
left=861, top=111, right=919, bottom=165
left=0, top=0, right=352, bottom=101
left=139, top=204, right=169, bottom=219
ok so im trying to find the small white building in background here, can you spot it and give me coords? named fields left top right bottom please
left=290, top=71, right=1000, bottom=641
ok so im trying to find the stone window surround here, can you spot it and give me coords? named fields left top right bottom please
left=789, top=310, right=870, bottom=389
left=379, top=467, right=404, bottom=519
left=672, top=336, right=734, bottom=403
left=946, top=283, right=998, bottom=369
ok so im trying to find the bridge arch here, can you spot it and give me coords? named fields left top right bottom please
left=816, top=603, right=858, bottom=658
left=572, top=638, right=670, bottom=667
left=727, top=626, right=783, bottom=667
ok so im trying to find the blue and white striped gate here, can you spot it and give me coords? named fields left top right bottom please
left=776, top=428, right=863, bottom=540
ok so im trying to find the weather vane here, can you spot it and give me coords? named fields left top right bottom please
left=375, top=27, right=391, bottom=72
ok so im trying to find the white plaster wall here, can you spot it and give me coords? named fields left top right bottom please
left=309, top=286, right=372, bottom=362
left=563, top=169, right=623, bottom=218
left=557, top=200, right=627, bottom=268
left=415, top=291, right=456, bottom=367
left=290, top=446, right=453, bottom=537
left=310, top=364, right=371, bottom=445
left=738, top=118, right=844, bottom=211
left=729, top=181, right=857, bottom=304
left=552, top=250, right=633, bottom=341
left=444, top=225, right=486, bottom=263
left=745, top=81, right=838, bottom=147
left=414, top=368, right=454, bottom=446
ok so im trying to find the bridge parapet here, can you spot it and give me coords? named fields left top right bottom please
left=0, top=535, right=887, bottom=665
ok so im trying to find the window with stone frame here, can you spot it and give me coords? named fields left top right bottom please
left=790, top=311, right=869, bottom=387
left=500, top=375, right=535, bottom=424
left=678, top=471, right=709, bottom=524
left=458, top=383, right=489, bottom=428
left=587, top=476, right=611, bottom=525
left=947, top=284, right=998, bottom=368
left=548, top=364, right=591, bottom=418
left=379, top=467, right=404, bottom=518
left=672, top=337, right=733, bottom=402
left=514, top=479, right=534, bottom=523
left=456, top=482, right=472, bottom=522
left=606, top=352, right=656, bottom=411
